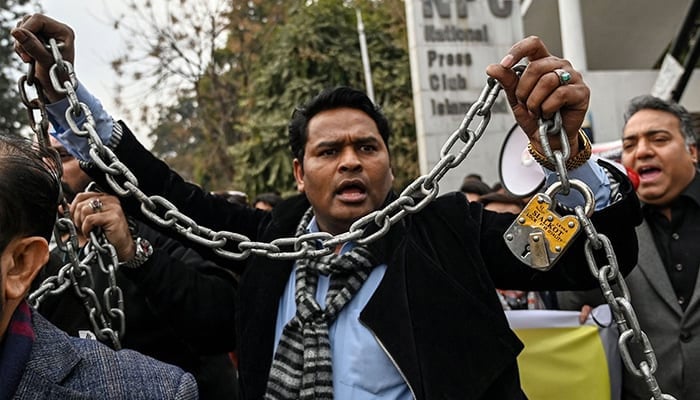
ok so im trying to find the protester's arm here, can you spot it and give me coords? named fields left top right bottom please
left=13, top=15, right=113, bottom=160
left=485, top=36, right=619, bottom=209
left=14, top=14, right=265, bottom=269
left=557, top=289, right=606, bottom=310
left=46, top=82, right=116, bottom=161
left=557, top=289, right=607, bottom=324
left=486, top=36, right=589, bottom=162
left=70, top=192, right=238, bottom=352
left=478, top=36, right=640, bottom=290
left=480, top=162, right=641, bottom=291
left=122, top=222, right=239, bottom=353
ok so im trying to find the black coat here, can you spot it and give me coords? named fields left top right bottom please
left=91, top=122, right=642, bottom=400
left=238, top=187, right=640, bottom=399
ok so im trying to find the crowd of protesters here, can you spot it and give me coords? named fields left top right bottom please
left=3, top=11, right=699, bottom=400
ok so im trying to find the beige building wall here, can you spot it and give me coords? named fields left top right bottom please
left=410, top=0, right=696, bottom=190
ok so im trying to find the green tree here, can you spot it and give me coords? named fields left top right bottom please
left=110, top=0, right=417, bottom=197
left=147, top=96, right=204, bottom=183
left=233, top=0, right=417, bottom=197
left=0, top=0, right=32, bottom=135
left=109, top=0, right=238, bottom=190
left=112, top=0, right=291, bottom=191
left=187, top=0, right=291, bottom=190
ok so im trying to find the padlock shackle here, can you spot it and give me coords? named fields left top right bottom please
left=544, top=179, right=595, bottom=217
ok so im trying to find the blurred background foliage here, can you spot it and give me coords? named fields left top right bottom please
left=0, top=0, right=33, bottom=135
left=106, top=0, right=418, bottom=198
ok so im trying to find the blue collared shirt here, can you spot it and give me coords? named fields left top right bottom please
left=274, top=217, right=413, bottom=399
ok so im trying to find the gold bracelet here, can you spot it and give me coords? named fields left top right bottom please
left=527, top=129, right=592, bottom=171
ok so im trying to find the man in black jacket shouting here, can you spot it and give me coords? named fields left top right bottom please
left=14, top=14, right=641, bottom=400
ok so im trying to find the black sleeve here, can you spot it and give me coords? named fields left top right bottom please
left=82, top=121, right=268, bottom=274
left=121, top=221, right=239, bottom=354
left=557, top=288, right=607, bottom=311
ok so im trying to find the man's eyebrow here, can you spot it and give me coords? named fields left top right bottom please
left=623, top=129, right=671, bottom=140
left=313, top=139, right=342, bottom=148
left=313, top=135, right=380, bottom=148
left=353, top=136, right=381, bottom=145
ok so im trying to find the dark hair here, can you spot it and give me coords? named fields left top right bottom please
left=465, top=173, right=483, bottom=181
left=460, top=178, right=491, bottom=195
left=253, top=192, right=282, bottom=208
left=288, top=86, right=391, bottom=164
left=0, top=134, right=61, bottom=250
left=624, top=95, right=697, bottom=145
left=478, top=191, right=524, bottom=209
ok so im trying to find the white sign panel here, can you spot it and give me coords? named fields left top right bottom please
left=405, top=0, right=523, bottom=190
left=650, top=54, right=684, bottom=101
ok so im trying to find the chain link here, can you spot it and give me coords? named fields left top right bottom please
left=537, top=65, right=676, bottom=400
left=19, top=52, right=125, bottom=349
left=21, top=40, right=675, bottom=399
left=578, top=213, right=675, bottom=399
left=49, top=65, right=507, bottom=261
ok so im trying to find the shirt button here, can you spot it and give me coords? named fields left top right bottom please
left=672, top=233, right=680, bottom=240
left=680, top=331, right=692, bottom=342
left=675, top=264, right=684, bottom=271
left=678, top=296, right=686, bottom=305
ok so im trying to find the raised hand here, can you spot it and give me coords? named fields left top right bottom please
left=487, top=36, right=589, bottom=157
left=70, top=193, right=136, bottom=263
left=12, top=14, right=76, bottom=102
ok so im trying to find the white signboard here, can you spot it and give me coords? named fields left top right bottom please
left=650, top=53, right=684, bottom=101
left=405, top=0, right=524, bottom=190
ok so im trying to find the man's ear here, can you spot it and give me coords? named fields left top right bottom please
left=293, top=158, right=305, bottom=193
left=4, top=236, right=49, bottom=301
left=689, top=143, right=698, bottom=163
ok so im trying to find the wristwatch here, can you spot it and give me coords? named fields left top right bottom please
left=120, top=237, right=154, bottom=269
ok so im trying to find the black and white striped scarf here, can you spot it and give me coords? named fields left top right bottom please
left=265, top=207, right=377, bottom=399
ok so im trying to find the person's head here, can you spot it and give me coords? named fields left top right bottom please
left=253, top=192, right=282, bottom=211
left=460, top=177, right=491, bottom=202
left=465, top=173, right=482, bottom=181
left=289, top=87, right=394, bottom=234
left=622, top=95, right=697, bottom=206
left=0, top=134, right=60, bottom=337
left=491, top=181, right=505, bottom=194
left=49, top=135, right=91, bottom=200
left=478, top=191, right=524, bottom=214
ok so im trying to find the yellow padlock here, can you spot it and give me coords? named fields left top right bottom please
left=504, top=179, right=594, bottom=271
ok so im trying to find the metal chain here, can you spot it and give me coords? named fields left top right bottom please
left=44, top=63, right=505, bottom=261
left=25, top=40, right=674, bottom=399
left=579, top=225, right=676, bottom=400
left=542, top=110, right=676, bottom=400
left=19, top=40, right=125, bottom=349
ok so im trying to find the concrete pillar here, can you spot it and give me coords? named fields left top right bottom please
left=558, top=0, right=588, bottom=71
